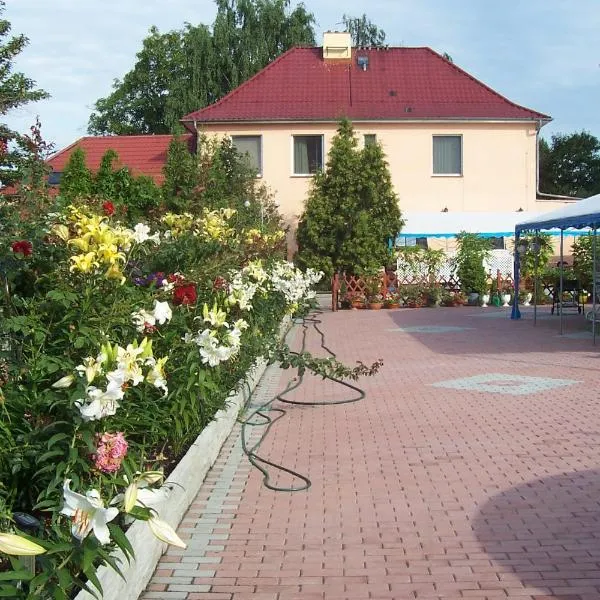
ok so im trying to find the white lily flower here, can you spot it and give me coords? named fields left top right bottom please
left=132, top=223, right=152, bottom=243
left=0, top=532, right=46, bottom=556
left=198, top=339, right=233, bottom=367
left=132, top=309, right=155, bottom=332
left=116, top=344, right=146, bottom=386
left=52, top=374, right=75, bottom=389
left=77, top=378, right=125, bottom=421
left=60, top=480, right=119, bottom=545
left=147, top=517, right=186, bottom=549
left=153, top=301, right=172, bottom=325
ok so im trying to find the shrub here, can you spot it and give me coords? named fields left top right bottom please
left=454, top=232, right=491, bottom=295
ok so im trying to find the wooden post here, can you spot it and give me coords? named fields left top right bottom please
left=331, top=273, right=339, bottom=312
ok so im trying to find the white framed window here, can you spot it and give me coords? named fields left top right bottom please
left=364, top=134, right=377, bottom=147
left=231, top=135, right=262, bottom=175
left=293, top=135, right=323, bottom=175
left=433, top=135, right=462, bottom=175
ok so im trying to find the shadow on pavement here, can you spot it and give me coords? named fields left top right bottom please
left=472, top=467, right=600, bottom=598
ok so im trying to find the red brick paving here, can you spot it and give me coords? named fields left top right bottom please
left=142, top=306, right=600, bottom=599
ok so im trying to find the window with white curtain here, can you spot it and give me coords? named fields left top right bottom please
left=293, top=135, right=323, bottom=175
left=432, top=135, right=462, bottom=175
left=231, top=135, right=262, bottom=175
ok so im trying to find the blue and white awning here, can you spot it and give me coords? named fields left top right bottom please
left=398, top=211, right=543, bottom=240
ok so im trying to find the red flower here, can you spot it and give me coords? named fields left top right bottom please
left=173, top=284, right=197, bottom=306
left=102, top=201, right=115, bottom=216
left=213, top=276, right=228, bottom=291
left=11, top=240, right=33, bottom=257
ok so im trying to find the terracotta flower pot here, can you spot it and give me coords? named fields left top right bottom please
left=368, top=302, right=383, bottom=310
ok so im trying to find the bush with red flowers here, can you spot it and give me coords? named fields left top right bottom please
left=10, top=240, right=33, bottom=257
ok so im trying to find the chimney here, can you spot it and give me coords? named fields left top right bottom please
left=322, top=31, right=352, bottom=61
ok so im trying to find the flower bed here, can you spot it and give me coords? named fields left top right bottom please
left=0, top=196, right=321, bottom=598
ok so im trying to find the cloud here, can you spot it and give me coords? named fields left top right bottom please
left=3, top=0, right=599, bottom=149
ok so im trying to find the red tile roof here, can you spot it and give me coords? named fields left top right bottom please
left=47, top=134, right=194, bottom=183
left=182, top=47, right=549, bottom=124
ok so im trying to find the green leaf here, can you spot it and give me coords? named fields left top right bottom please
left=47, top=432, right=70, bottom=449
left=82, top=544, right=95, bottom=573
left=0, top=569, right=34, bottom=581
left=0, top=585, right=21, bottom=597
left=37, top=449, right=64, bottom=463
left=108, top=524, right=134, bottom=561
left=56, top=567, right=72, bottom=591
left=84, top=566, right=103, bottom=595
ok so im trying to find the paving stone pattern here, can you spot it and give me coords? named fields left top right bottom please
left=142, top=306, right=600, bottom=599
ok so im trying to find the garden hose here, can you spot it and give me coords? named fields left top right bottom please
left=239, top=309, right=367, bottom=492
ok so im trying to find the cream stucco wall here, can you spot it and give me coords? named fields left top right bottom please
left=198, top=120, right=554, bottom=217
left=198, top=121, right=574, bottom=254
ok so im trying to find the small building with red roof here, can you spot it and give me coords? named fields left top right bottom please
left=46, top=134, right=194, bottom=186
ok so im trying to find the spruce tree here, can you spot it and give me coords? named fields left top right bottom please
left=162, top=136, right=198, bottom=211
left=0, top=2, right=49, bottom=188
left=296, top=119, right=403, bottom=278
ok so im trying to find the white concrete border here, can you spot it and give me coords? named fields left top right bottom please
left=75, top=317, right=290, bottom=600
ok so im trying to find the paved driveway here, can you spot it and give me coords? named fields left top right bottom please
left=142, top=306, right=600, bottom=600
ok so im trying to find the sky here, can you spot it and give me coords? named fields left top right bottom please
left=4, top=0, right=600, bottom=151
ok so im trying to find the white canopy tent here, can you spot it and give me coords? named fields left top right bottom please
left=512, top=194, right=600, bottom=341
left=515, top=194, right=600, bottom=233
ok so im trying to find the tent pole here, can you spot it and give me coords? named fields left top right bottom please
left=534, top=230, right=539, bottom=326
left=593, top=228, right=597, bottom=345
left=511, top=230, right=521, bottom=320
left=559, top=229, right=564, bottom=335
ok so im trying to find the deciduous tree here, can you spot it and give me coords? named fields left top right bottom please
left=88, top=0, right=315, bottom=135
left=342, top=13, right=386, bottom=47
left=539, top=131, right=600, bottom=198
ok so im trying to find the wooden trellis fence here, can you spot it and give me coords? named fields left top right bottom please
left=331, top=269, right=520, bottom=311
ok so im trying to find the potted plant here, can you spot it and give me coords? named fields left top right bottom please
left=367, top=292, right=384, bottom=309
left=453, top=291, right=468, bottom=306
left=350, top=292, right=366, bottom=309
left=363, top=272, right=383, bottom=309
left=405, top=285, right=424, bottom=308
left=384, top=290, right=401, bottom=309
left=441, top=290, right=455, bottom=307
left=481, top=286, right=491, bottom=307
left=425, top=284, right=442, bottom=307
left=454, top=232, right=491, bottom=304
left=501, top=283, right=513, bottom=307
left=518, top=289, right=533, bottom=306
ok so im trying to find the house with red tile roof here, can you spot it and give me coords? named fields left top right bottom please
left=33, top=32, right=575, bottom=251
